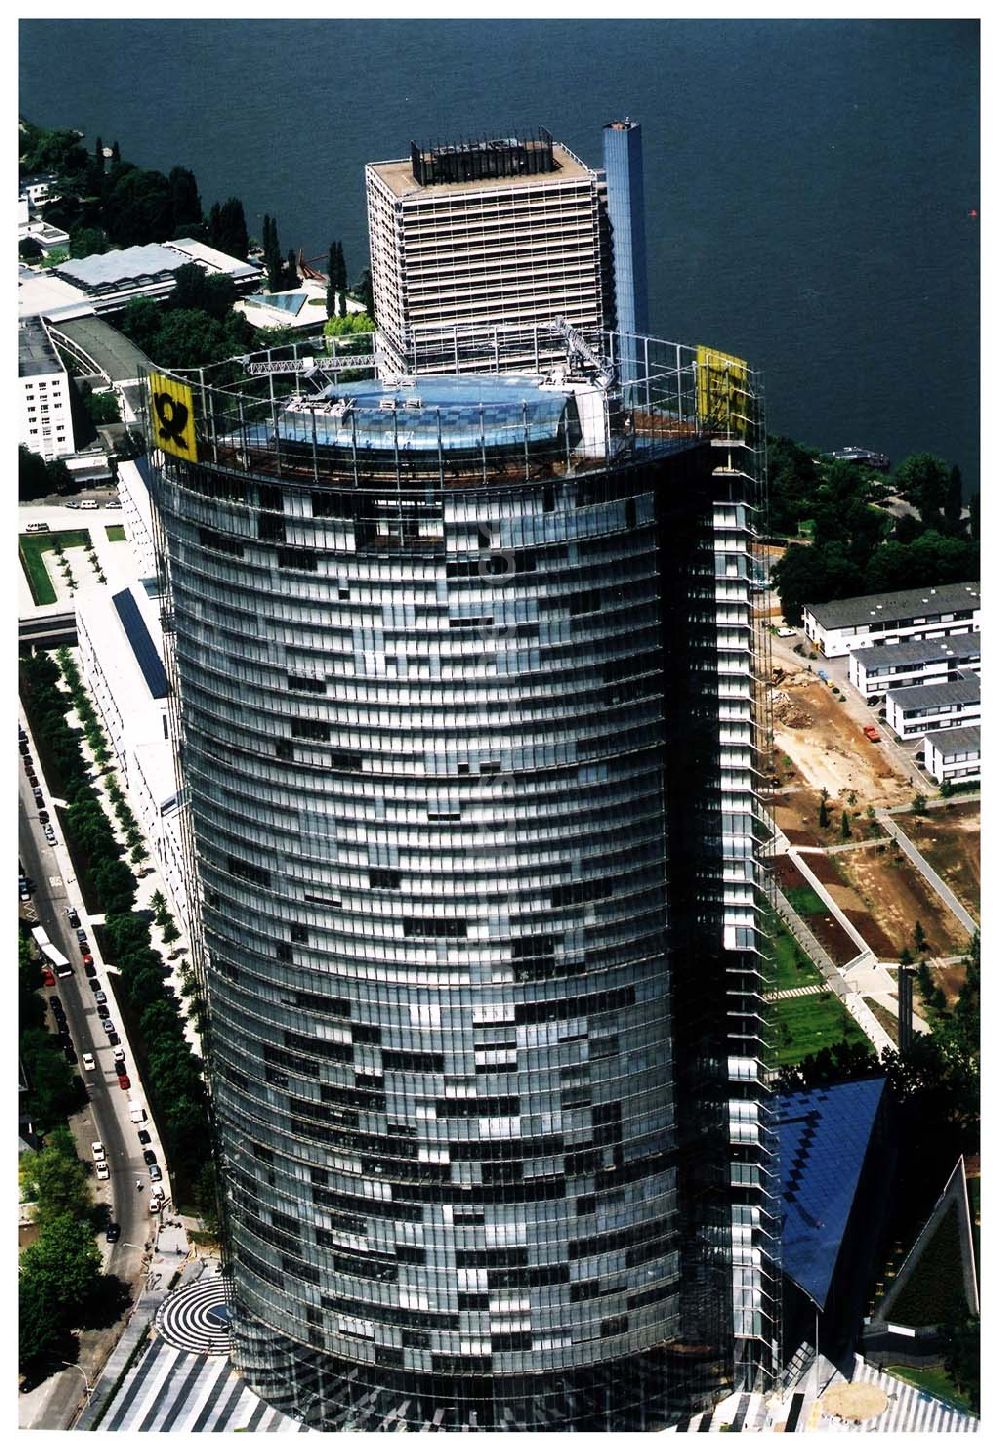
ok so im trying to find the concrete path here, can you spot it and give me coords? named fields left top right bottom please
left=876, top=809, right=978, bottom=936
left=788, top=847, right=873, bottom=960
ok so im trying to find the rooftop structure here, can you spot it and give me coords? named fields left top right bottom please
left=602, top=119, right=648, bottom=392
left=51, top=239, right=263, bottom=313
left=884, top=674, right=980, bottom=740
left=45, top=313, right=151, bottom=383
left=143, top=330, right=779, bottom=1431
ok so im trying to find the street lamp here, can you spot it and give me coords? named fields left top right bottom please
left=60, top=1361, right=92, bottom=1405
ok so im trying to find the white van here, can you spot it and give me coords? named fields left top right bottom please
left=80, top=499, right=100, bottom=510
left=128, top=1102, right=145, bottom=1124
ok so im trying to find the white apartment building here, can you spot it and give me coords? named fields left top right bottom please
left=366, top=130, right=608, bottom=374
left=849, top=631, right=980, bottom=701
left=884, top=674, right=980, bottom=740
left=76, top=582, right=189, bottom=929
left=803, top=581, right=980, bottom=659
left=19, top=317, right=75, bottom=461
left=116, top=456, right=158, bottom=578
left=921, top=725, right=981, bottom=786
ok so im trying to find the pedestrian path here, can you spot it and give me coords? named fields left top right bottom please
left=837, top=1359, right=978, bottom=1433
left=769, top=984, right=827, bottom=1000
left=877, top=808, right=978, bottom=936
left=97, top=1342, right=309, bottom=1433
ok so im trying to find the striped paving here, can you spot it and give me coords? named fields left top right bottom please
left=838, top=1360, right=978, bottom=1433
left=97, top=1341, right=310, bottom=1433
left=154, top=1274, right=233, bottom=1354
left=769, top=984, right=827, bottom=1001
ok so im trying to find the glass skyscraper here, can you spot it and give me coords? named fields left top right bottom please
left=145, top=330, right=779, bottom=1431
left=602, top=119, right=649, bottom=393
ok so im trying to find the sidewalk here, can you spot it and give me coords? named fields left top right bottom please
left=876, top=808, right=978, bottom=937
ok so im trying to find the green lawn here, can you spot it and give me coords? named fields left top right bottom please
left=19, top=530, right=93, bottom=606
left=769, top=916, right=823, bottom=991
left=104, top=524, right=127, bottom=542
left=784, top=884, right=828, bottom=917
left=770, top=991, right=873, bottom=1066
left=885, top=1365, right=973, bottom=1415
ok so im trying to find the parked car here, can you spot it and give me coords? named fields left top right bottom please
left=88, top=976, right=100, bottom=992
left=48, top=996, right=63, bottom=1016
left=107, top=1031, right=121, bottom=1046
left=81, top=1052, right=96, bottom=1072
left=67, top=907, right=80, bottom=928
left=863, top=725, right=881, bottom=742
left=25, top=522, right=49, bottom=533
left=94, top=990, right=107, bottom=1005
left=149, top=1194, right=164, bottom=1213
left=64, top=1044, right=78, bottom=1066
left=76, top=929, right=88, bottom=944
left=107, top=501, right=122, bottom=510
left=80, top=500, right=99, bottom=510
left=38, top=810, right=49, bottom=825
left=142, top=1148, right=157, bottom=1165
left=128, top=1102, right=145, bottom=1124
left=91, top=1141, right=106, bottom=1160
left=97, top=1005, right=110, bottom=1020
left=44, top=826, right=57, bottom=845
left=103, top=1019, right=116, bottom=1036
left=118, top=1074, right=131, bottom=1090
left=105, top=1222, right=121, bottom=1243
left=82, top=954, right=94, bottom=970
left=41, top=966, right=56, bottom=987
left=137, top=1129, right=151, bottom=1145
left=148, top=1164, right=162, bottom=1182
left=95, top=1162, right=110, bottom=1181
left=114, top=1047, right=127, bottom=1064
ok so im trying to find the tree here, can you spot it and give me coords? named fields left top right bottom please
left=168, top=262, right=237, bottom=321
left=69, top=225, right=109, bottom=258
left=150, top=890, right=168, bottom=921
left=162, top=918, right=181, bottom=947
left=942, top=1318, right=980, bottom=1413
left=206, top=196, right=249, bottom=260
left=326, top=241, right=338, bottom=318
left=912, top=792, right=927, bottom=815
left=356, top=265, right=374, bottom=319
left=914, top=919, right=928, bottom=953
left=262, top=213, right=283, bottom=290
left=19, top=1129, right=92, bottom=1221
left=103, top=164, right=175, bottom=246
left=818, top=789, right=830, bottom=830
left=840, top=809, right=851, bottom=840
left=18, top=445, right=50, bottom=501
left=168, top=165, right=202, bottom=232
left=19, top=236, right=43, bottom=261
left=20, top=1212, right=103, bottom=1325
left=92, top=858, right=137, bottom=915
left=893, top=454, right=954, bottom=532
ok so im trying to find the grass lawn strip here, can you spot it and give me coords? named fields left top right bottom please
left=19, top=530, right=93, bottom=606
left=769, top=915, right=824, bottom=991
left=885, top=1365, right=972, bottom=1416
left=770, top=990, right=872, bottom=1067
left=104, top=524, right=127, bottom=542
left=784, top=884, right=828, bottom=917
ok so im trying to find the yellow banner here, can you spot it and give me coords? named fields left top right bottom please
left=696, top=346, right=749, bottom=436
left=148, top=371, right=198, bottom=462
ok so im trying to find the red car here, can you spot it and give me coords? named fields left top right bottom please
left=41, top=965, right=57, bottom=987
left=118, top=1073, right=131, bottom=1090
left=863, top=725, right=881, bottom=743
left=82, top=954, right=94, bottom=969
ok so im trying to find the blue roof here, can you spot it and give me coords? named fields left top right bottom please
left=776, top=1077, right=885, bottom=1310
left=240, top=373, right=574, bottom=453
left=112, top=587, right=168, bottom=700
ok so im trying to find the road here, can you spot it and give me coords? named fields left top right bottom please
left=18, top=720, right=174, bottom=1428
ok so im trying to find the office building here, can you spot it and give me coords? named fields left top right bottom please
left=18, top=317, right=75, bottom=461
left=602, top=119, right=649, bottom=393
left=145, top=328, right=779, bottom=1430
left=803, top=582, right=980, bottom=660
left=366, top=130, right=610, bottom=375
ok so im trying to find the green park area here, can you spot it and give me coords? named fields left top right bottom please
left=767, top=912, right=824, bottom=992
left=105, top=523, right=127, bottom=542
left=19, top=530, right=92, bottom=606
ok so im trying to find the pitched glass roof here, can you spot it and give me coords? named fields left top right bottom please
left=776, top=1077, right=886, bottom=1310
left=112, top=587, right=168, bottom=700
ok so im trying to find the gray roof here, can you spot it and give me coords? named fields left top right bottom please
left=885, top=676, right=981, bottom=711
left=18, top=317, right=62, bottom=377
left=852, top=631, right=980, bottom=670
left=804, top=581, right=980, bottom=631
left=46, top=315, right=150, bottom=383
left=923, top=725, right=981, bottom=757
left=55, top=243, right=186, bottom=291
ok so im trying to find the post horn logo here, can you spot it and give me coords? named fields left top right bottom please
left=148, top=372, right=198, bottom=462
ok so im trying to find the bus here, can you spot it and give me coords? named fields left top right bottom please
left=30, top=926, right=52, bottom=954
left=51, top=948, right=72, bottom=977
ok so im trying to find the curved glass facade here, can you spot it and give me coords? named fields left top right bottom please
left=147, top=337, right=779, bottom=1431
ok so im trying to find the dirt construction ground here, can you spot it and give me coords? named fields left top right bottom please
left=771, top=670, right=910, bottom=808
left=830, top=846, right=969, bottom=960
left=900, top=804, right=981, bottom=918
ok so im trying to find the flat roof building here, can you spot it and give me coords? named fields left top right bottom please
left=367, top=130, right=610, bottom=375
left=884, top=674, right=980, bottom=740
left=849, top=631, right=980, bottom=701
left=803, top=582, right=980, bottom=659
left=52, top=239, right=263, bottom=314
left=921, top=725, right=981, bottom=786
left=18, top=316, right=75, bottom=461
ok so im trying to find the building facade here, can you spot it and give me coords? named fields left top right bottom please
left=18, top=317, right=75, bottom=460
left=366, top=131, right=610, bottom=376
left=145, top=334, right=778, bottom=1431
left=921, top=725, right=981, bottom=786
